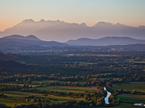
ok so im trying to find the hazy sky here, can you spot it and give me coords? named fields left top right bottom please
left=0, top=0, right=145, bottom=31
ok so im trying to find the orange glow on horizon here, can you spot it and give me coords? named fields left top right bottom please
left=0, top=20, right=17, bottom=31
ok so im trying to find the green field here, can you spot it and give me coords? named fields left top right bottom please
left=114, top=82, right=145, bottom=92
left=1, top=82, right=145, bottom=108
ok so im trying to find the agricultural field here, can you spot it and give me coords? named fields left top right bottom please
left=114, top=82, right=145, bottom=92
left=0, top=83, right=145, bottom=108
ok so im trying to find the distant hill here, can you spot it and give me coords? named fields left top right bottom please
left=67, top=37, right=145, bottom=46
left=0, top=52, right=27, bottom=72
left=0, top=19, right=145, bottom=41
left=0, top=52, right=49, bottom=73
left=0, top=35, right=67, bottom=52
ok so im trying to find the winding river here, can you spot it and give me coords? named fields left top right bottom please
left=104, top=87, right=111, bottom=105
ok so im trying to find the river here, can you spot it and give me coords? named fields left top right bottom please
left=104, top=87, right=111, bottom=105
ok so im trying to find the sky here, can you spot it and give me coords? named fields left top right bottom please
left=0, top=0, right=145, bottom=31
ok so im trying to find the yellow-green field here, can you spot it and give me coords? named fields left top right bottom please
left=0, top=85, right=145, bottom=108
left=0, top=86, right=94, bottom=107
left=114, top=82, right=145, bottom=92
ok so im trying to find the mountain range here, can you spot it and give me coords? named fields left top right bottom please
left=0, top=35, right=145, bottom=54
left=0, top=19, right=145, bottom=42
left=67, top=37, right=145, bottom=46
